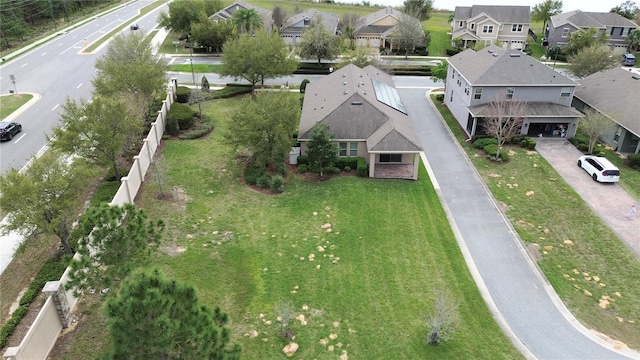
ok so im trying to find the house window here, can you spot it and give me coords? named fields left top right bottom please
left=380, top=154, right=402, bottom=162
left=471, top=23, right=475, bottom=30
left=474, top=88, right=482, bottom=100
left=349, top=142, right=357, bottom=157
left=560, top=87, right=571, bottom=97
left=506, top=87, right=514, bottom=99
left=339, top=142, right=358, bottom=157
left=459, top=21, right=463, bottom=27
left=512, top=24, right=523, bottom=32
left=482, top=25, right=494, bottom=34
left=610, top=27, right=616, bottom=36
left=304, top=18, right=310, bottom=26
left=562, top=28, right=570, bottom=37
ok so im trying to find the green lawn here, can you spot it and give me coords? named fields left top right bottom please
left=0, top=94, right=33, bottom=121
left=57, top=95, right=522, bottom=359
left=432, top=95, right=640, bottom=350
left=167, top=64, right=222, bottom=73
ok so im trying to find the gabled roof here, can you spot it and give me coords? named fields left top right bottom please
left=209, top=1, right=271, bottom=23
left=354, top=7, right=403, bottom=33
left=574, top=67, right=640, bottom=137
left=454, top=5, right=530, bottom=24
left=447, top=45, right=577, bottom=86
left=281, top=8, right=339, bottom=34
left=550, top=10, right=638, bottom=29
left=298, top=64, right=422, bottom=153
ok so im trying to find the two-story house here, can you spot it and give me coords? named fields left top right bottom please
left=544, top=10, right=638, bottom=53
left=208, top=1, right=274, bottom=33
left=279, top=9, right=339, bottom=46
left=354, top=7, right=401, bottom=48
left=445, top=45, right=583, bottom=138
left=451, top=5, right=531, bottom=50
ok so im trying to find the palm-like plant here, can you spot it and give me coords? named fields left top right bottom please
left=231, top=8, right=263, bottom=35
left=626, top=29, right=640, bottom=52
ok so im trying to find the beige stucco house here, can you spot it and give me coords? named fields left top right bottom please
left=298, top=64, right=422, bottom=180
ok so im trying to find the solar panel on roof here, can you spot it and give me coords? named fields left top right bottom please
left=371, top=79, right=407, bottom=114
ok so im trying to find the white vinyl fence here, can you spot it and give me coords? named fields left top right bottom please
left=3, top=79, right=177, bottom=360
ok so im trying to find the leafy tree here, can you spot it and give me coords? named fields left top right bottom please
left=338, top=46, right=378, bottom=68
left=272, top=6, right=287, bottom=28
left=220, top=31, right=297, bottom=93
left=568, top=45, right=619, bottom=78
left=482, top=91, right=528, bottom=160
left=92, top=31, right=167, bottom=121
left=67, top=203, right=164, bottom=296
left=231, top=8, right=262, bottom=34
left=532, top=0, right=563, bottom=36
left=224, top=91, right=300, bottom=169
left=430, top=61, right=448, bottom=84
left=297, top=18, right=341, bottom=64
left=0, top=151, right=96, bottom=254
left=201, top=75, right=210, bottom=91
left=563, top=27, right=608, bottom=56
left=203, top=0, right=224, bottom=17
left=403, top=0, right=434, bottom=21
left=157, top=0, right=206, bottom=35
left=579, top=109, right=618, bottom=154
left=626, top=29, right=640, bottom=52
left=306, top=124, right=340, bottom=176
left=339, top=13, right=360, bottom=50
left=610, top=0, right=639, bottom=19
left=393, top=14, right=426, bottom=58
left=426, top=288, right=460, bottom=345
left=103, top=269, right=240, bottom=359
left=190, top=18, right=235, bottom=55
left=49, top=96, right=141, bottom=180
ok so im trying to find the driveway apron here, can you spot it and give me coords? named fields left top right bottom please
left=396, top=87, right=635, bottom=359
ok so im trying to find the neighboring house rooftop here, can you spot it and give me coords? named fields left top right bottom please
left=550, top=10, right=638, bottom=29
left=454, top=5, right=531, bottom=24
left=448, top=45, right=577, bottom=86
left=574, top=67, right=640, bottom=137
left=354, top=7, right=402, bottom=33
left=209, top=1, right=271, bottom=23
left=281, top=8, right=339, bottom=33
left=299, top=64, right=422, bottom=153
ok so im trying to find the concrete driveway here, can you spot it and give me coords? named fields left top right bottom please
left=397, top=86, right=637, bottom=359
left=535, top=139, right=640, bottom=257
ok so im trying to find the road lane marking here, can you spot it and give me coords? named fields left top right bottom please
left=52, top=104, right=60, bottom=111
left=14, top=133, right=26, bottom=143
left=77, top=83, right=83, bottom=89
left=41, top=52, right=47, bottom=56
left=21, top=63, right=28, bottom=68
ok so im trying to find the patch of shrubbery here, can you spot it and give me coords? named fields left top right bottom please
left=357, top=158, right=368, bottom=177
left=244, top=158, right=287, bottom=193
left=483, top=144, right=509, bottom=162
left=627, top=154, right=640, bottom=170
left=473, top=137, right=498, bottom=149
left=337, top=157, right=359, bottom=170
left=166, top=103, right=196, bottom=136
left=178, top=114, right=215, bottom=140
left=175, top=86, right=191, bottom=103
left=519, top=137, right=536, bottom=150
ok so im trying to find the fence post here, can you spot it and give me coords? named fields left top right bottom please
left=42, top=281, right=72, bottom=328
left=134, top=156, right=143, bottom=182
left=121, top=176, right=132, bottom=204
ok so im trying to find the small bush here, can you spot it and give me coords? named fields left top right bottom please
left=297, top=156, right=309, bottom=166
left=168, top=103, right=196, bottom=132
left=297, top=164, right=309, bottom=173
left=527, top=139, right=536, bottom=150
left=175, top=86, right=191, bottom=103
left=270, top=175, right=285, bottom=193
left=19, top=288, right=37, bottom=306
left=277, top=162, right=287, bottom=176
left=435, top=94, right=444, bottom=101
left=445, top=48, right=461, bottom=56
left=511, top=136, right=523, bottom=144
left=300, top=79, right=310, bottom=93
left=166, top=116, right=180, bottom=136
left=244, top=162, right=265, bottom=185
left=325, top=166, right=340, bottom=174
left=483, top=144, right=509, bottom=162
left=578, top=144, right=589, bottom=152
left=337, top=157, right=358, bottom=170
left=627, top=154, right=640, bottom=170
left=344, top=165, right=352, bottom=172
left=473, top=137, right=498, bottom=149
left=357, top=158, right=368, bottom=177
left=256, top=174, right=271, bottom=188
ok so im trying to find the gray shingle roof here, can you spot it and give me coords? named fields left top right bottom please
left=281, top=9, right=339, bottom=34
left=454, top=5, right=530, bottom=23
left=469, top=102, right=583, bottom=117
left=550, top=10, right=638, bottom=29
left=447, top=45, right=577, bottom=86
left=209, top=1, right=272, bottom=27
left=298, top=64, right=422, bottom=152
left=354, top=7, right=403, bottom=34
left=574, top=67, right=640, bottom=137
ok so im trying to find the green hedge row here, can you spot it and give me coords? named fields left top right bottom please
left=0, top=257, right=69, bottom=348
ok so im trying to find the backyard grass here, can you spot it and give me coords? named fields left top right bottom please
left=432, top=95, right=640, bottom=350
left=54, top=95, right=522, bottom=359
left=167, top=64, right=222, bottom=73
left=0, top=94, right=33, bottom=121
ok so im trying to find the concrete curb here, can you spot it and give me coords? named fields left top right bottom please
left=2, top=93, right=41, bottom=123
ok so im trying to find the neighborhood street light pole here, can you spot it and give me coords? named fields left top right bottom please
left=189, top=46, right=195, bottom=85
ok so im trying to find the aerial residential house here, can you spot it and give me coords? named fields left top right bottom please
left=208, top=1, right=274, bottom=33
left=445, top=45, right=583, bottom=138
left=279, top=9, right=339, bottom=45
left=353, top=7, right=416, bottom=49
left=572, top=68, right=640, bottom=154
left=450, top=5, right=531, bottom=50
left=544, top=10, right=638, bottom=53
left=298, top=64, right=422, bottom=180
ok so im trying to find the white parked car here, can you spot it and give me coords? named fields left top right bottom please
left=577, top=155, right=620, bottom=183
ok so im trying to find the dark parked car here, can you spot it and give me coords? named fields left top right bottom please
left=0, top=122, right=22, bottom=141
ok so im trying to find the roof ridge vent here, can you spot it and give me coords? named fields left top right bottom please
left=509, top=53, right=521, bottom=57
left=351, top=100, right=363, bottom=105
left=492, top=53, right=499, bottom=57
left=344, top=90, right=348, bottom=95
left=488, top=49, right=494, bottom=53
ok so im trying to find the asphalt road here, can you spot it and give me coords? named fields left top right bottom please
left=0, top=0, right=169, bottom=174
left=399, top=87, right=636, bottom=359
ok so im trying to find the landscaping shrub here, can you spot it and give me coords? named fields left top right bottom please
left=446, top=48, right=461, bottom=56
left=297, top=156, right=309, bottom=166
left=627, top=154, right=640, bottom=170
left=511, top=136, right=523, bottom=144
left=483, top=144, right=509, bottom=162
left=175, top=86, right=191, bottom=103
left=435, top=94, right=444, bottom=101
left=337, top=157, right=358, bottom=170
left=166, top=116, right=180, bottom=136
left=270, top=175, right=285, bottom=193
left=256, top=174, right=271, bottom=188
left=344, top=166, right=352, bottom=172
left=300, top=79, right=310, bottom=93
left=357, top=157, right=368, bottom=177
left=473, top=137, right=498, bottom=149
left=578, top=143, right=589, bottom=152
left=297, top=164, right=309, bottom=173
left=527, top=139, right=536, bottom=150
left=325, top=166, right=340, bottom=174
left=167, top=103, right=196, bottom=131
left=244, top=161, right=264, bottom=185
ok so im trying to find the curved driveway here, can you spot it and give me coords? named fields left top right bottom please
left=398, top=87, right=637, bottom=359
